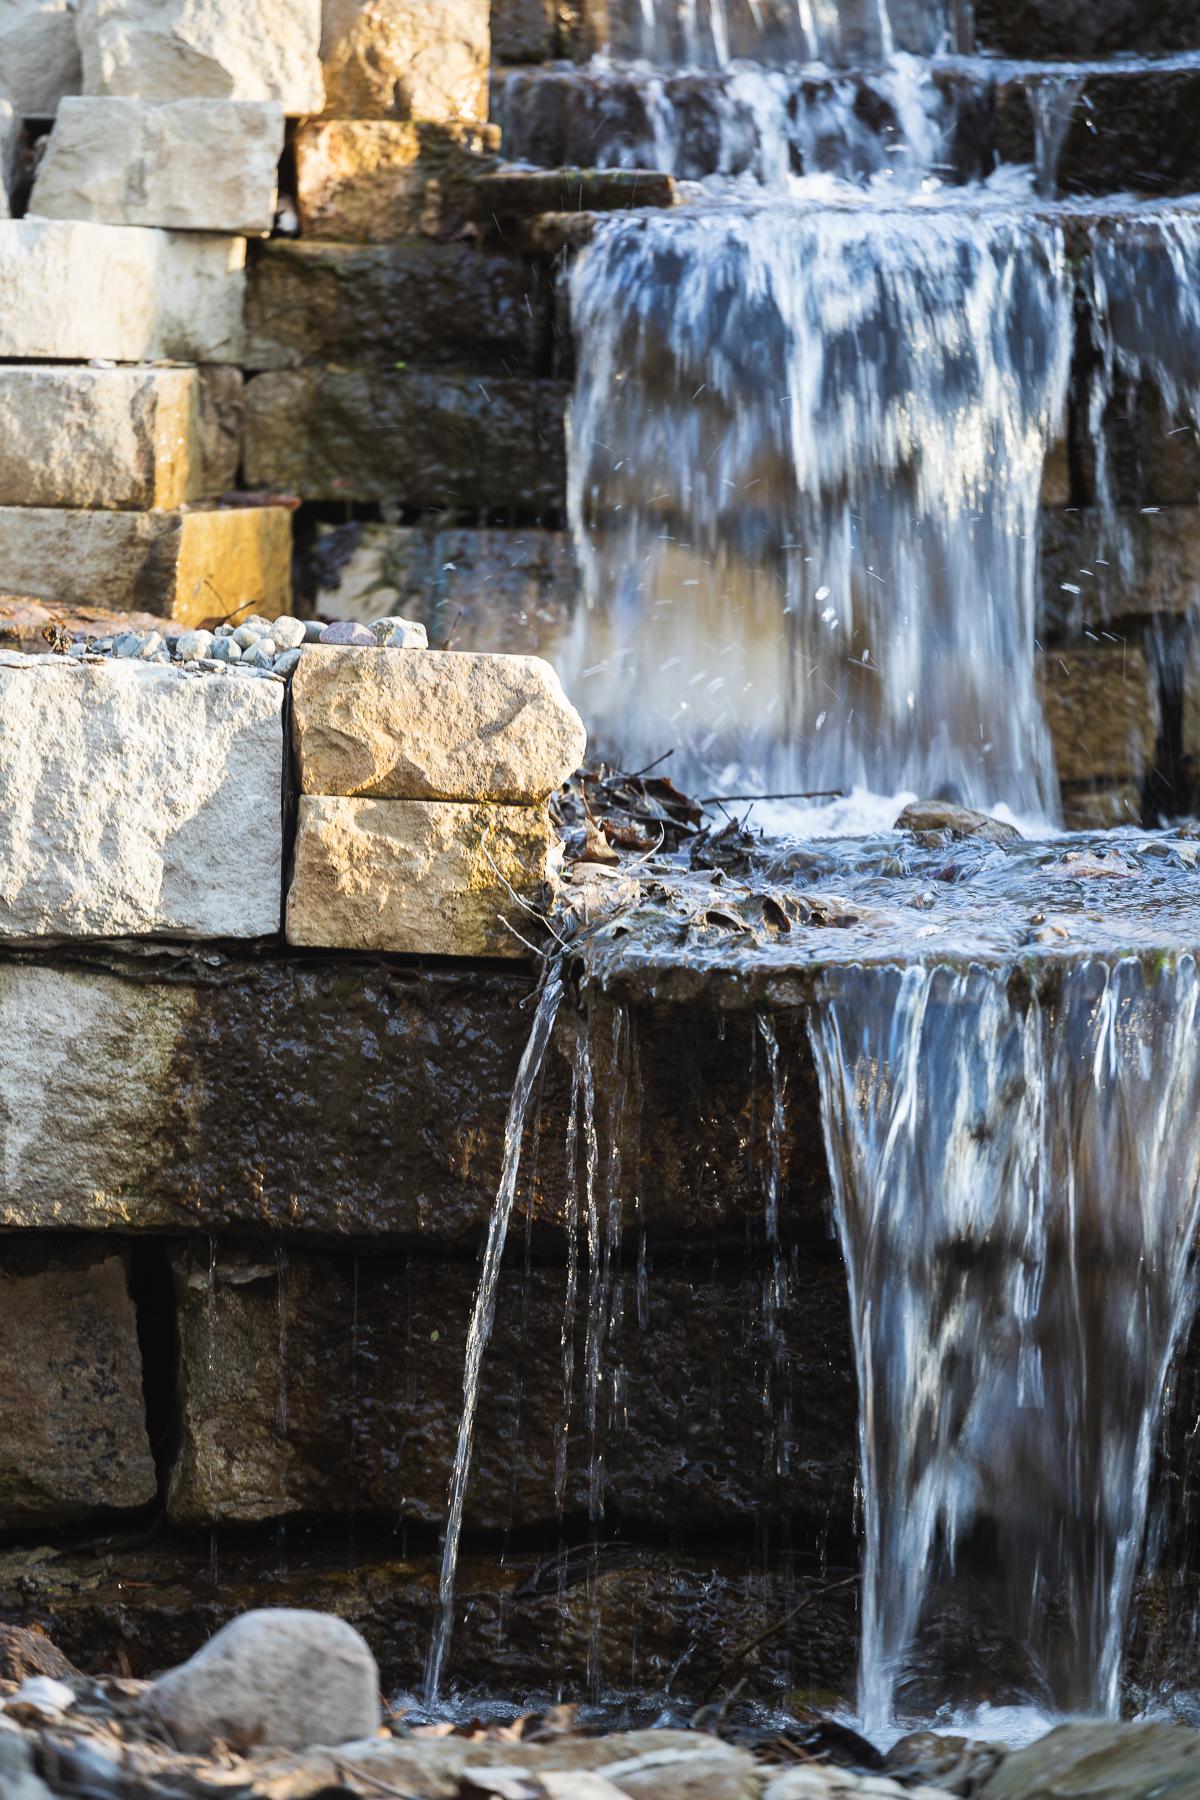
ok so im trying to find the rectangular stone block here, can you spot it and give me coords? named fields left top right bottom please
left=0, top=367, right=207, bottom=510
left=244, top=369, right=567, bottom=511
left=0, top=220, right=245, bottom=362
left=29, top=97, right=284, bottom=233
left=244, top=240, right=547, bottom=373
left=294, top=119, right=499, bottom=242
left=0, top=655, right=284, bottom=940
left=167, top=1243, right=854, bottom=1532
left=320, top=0, right=488, bottom=122
left=0, top=503, right=292, bottom=626
left=196, top=366, right=244, bottom=497
left=491, top=0, right=557, bottom=60
left=0, top=1246, right=156, bottom=1526
left=1038, top=643, right=1160, bottom=785
left=291, top=649, right=586, bottom=802
left=286, top=795, right=558, bottom=957
left=0, top=0, right=81, bottom=114
left=1039, top=507, right=1200, bottom=637
left=78, top=0, right=324, bottom=111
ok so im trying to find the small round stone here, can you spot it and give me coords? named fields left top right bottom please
left=303, top=619, right=326, bottom=643
left=319, top=620, right=376, bottom=646
left=113, top=632, right=144, bottom=658
left=209, top=636, right=242, bottom=664
left=272, top=647, right=302, bottom=677
left=138, top=631, right=165, bottom=659
left=214, top=623, right=235, bottom=639
left=243, top=642, right=276, bottom=669
left=370, top=616, right=429, bottom=650
left=93, top=636, right=115, bottom=653
left=176, top=629, right=214, bottom=662
left=271, top=616, right=308, bottom=651
left=233, top=623, right=265, bottom=649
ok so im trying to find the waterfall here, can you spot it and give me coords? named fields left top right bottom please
left=807, top=953, right=1200, bottom=1731
left=599, top=0, right=950, bottom=64
left=566, top=203, right=1073, bottom=817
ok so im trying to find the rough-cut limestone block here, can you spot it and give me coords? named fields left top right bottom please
left=196, top=366, right=243, bottom=497
left=1040, top=507, right=1200, bottom=636
left=292, top=649, right=586, bottom=802
left=29, top=97, right=283, bottom=233
left=244, top=370, right=567, bottom=511
left=167, top=1243, right=854, bottom=1532
left=77, top=0, right=324, bottom=112
left=0, top=656, right=284, bottom=940
left=0, top=1248, right=156, bottom=1525
left=974, top=0, right=1198, bottom=57
left=0, top=221, right=245, bottom=362
left=0, top=504, right=291, bottom=626
left=320, top=0, right=488, bottom=121
left=294, top=119, right=499, bottom=242
left=0, top=953, right=826, bottom=1243
left=286, top=796, right=558, bottom=958
left=491, top=0, right=557, bottom=61
left=0, top=0, right=81, bottom=114
left=244, top=240, right=545, bottom=373
left=0, top=367, right=206, bottom=510
left=143, top=1611, right=381, bottom=1754
left=1038, top=644, right=1160, bottom=785
left=309, top=524, right=576, bottom=654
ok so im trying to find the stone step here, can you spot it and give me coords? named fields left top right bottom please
left=973, top=0, right=1198, bottom=59
left=319, top=0, right=489, bottom=124
left=77, top=0, right=324, bottom=113
left=0, top=654, right=285, bottom=941
left=28, top=96, right=284, bottom=233
left=243, top=369, right=568, bottom=510
left=1041, top=507, right=1200, bottom=635
left=993, top=58, right=1200, bottom=199
left=472, top=166, right=678, bottom=223
left=1037, top=643, right=1161, bottom=786
left=244, top=240, right=548, bottom=374
left=294, top=118, right=500, bottom=243
left=0, top=366, right=240, bottom=510
left=0, top=220, right=245, bottom=362
left=0, top=502, right=292, bottom=626
left=0, top=1245, right=155, bottom=1525
left=285, top=794, right=558, bottom=958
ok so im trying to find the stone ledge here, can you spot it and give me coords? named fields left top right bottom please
left=319, top=0, right=489, bottom=123
left=286, top=795, right=558, bottom=958
left=0, top=655, right=284, bottom=941
left=1038, top=644, right=1160, bottom=785
left=0, top=503, right=291, bottom=626
left=294, top=118, right=500, bottom=242
left=0, top=220, right=245, bottom=363
left=291, top=647, right=586, bottom=802
left=29, top=96, right=284, bottom=234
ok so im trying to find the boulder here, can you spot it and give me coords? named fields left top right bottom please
left=320, top=0, right=488, bottom=121
left=979, top=1723, right=1200, bottom=1798
left=0, top=656, right=284, bottom=940
left=0, top=1248, right=155, bottom=1525
left=243, top=369, right=567, bottom=510
left=0, top=503, right=291, bottom=625
left=285, top=795, right=558, bottom=957
left=244, top=240, right=545, bottom=372
left=29, top=97, right=284, bottom=234
left=1037, top=644, right=1161, bottom=785
left=0, top=1624, right=80, bottom=1683
left=293, top=119, right=499, bottom=243
left=142, top=1610, right=380, bottom=1752
left=77, top=0, right=324, bottom=112
left=0, top=367, right=207, bottom=510
left=291, top=649, right=586, bottom=802
left=167, top=1243, right=855, bottom=1531
left=894, top=802, right=1020, bottom=845
left=0, top=0, right=81, bottom=114
left=0, top=220, right=245, bottom=363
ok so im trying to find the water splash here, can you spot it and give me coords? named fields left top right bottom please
left=807, top=953, right=1200, bottom=1732
left=425, top=966, right=566, bottom=1702
left=566, top=201, right=1072, bottom=816
left=1024, top=72, right=1085, bottom=199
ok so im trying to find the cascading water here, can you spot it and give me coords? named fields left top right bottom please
left=597, top=0, right=952, bottom=65
left=566, top=203, right=1072, bottom=816
left=808, top=953, right=1200, bottom=1731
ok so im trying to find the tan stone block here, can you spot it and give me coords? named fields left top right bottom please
left=1040, top=505, right=1200, bottom=635
left=1058, top=781, right=1143, bottom=830
left=1038, top=643, right=1159, bottom=784
left=320, top=0, right=489, bottom=122
left=77, top=0, right=324, bottom=112
left=0, top=504, right=292, bottom=624
left=0, top=366, right=202, bottom=509
left=286, top=796, right=558, bottom=958
left=292, top=648, right=586, bottom=802
left=0, top=1248, right=156, bottom=1526
left=294, top=118, right=499, bottom=242
left=29, top=97, right=284, bottom=234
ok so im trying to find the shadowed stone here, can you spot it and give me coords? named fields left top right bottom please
left=1038, top=644, right=1160, bottom=784
left=0, top=0, right=81, bottom=114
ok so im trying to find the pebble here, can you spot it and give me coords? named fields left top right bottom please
left=137, top=632, right=164, bottom=659
left=112, top=632, right=143, bottom=658
left=319, top=620, right=376, bottom=647
left=303, top=619, right=326, bottom=643
left=209, top=637, right=242, bottom=665
left=273, top=648, right=302, bottom=677
left=243, top=642, right=276, bottom=670
left=271, top=616, right=308, bottom=651
left=369, top=615, right=428, bottom=649
left=233, top=622, right=264, bottom=649
left=176, top=629, right=214, bottom=662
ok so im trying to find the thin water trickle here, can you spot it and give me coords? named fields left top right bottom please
left=807, top=953, right=1200, bottom=1732
left=425, top=966, right=566, bottom=1703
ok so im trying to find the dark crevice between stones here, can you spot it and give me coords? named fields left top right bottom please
left=127, top=1240, right=184, bottom=1513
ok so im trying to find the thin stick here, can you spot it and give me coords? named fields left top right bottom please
left=708, top=1572, right=860, bottom=1692
left=700, top=789, right=845, bottom=805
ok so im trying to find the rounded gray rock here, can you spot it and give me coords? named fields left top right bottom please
left=141, top=1608, right=381, bottom=1753
left=370, top=616, right=429, bottom=650
left=273, top=647, right=302, bottom=676
left=113, top=632, right=143, bottom=658
left=319, top=620, right=375, bottom=647
left=209, top=637, right=242, bottom=665
left=271, top=616, right=308, bottom=651
left=176, top=629, right=214, bottom=662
